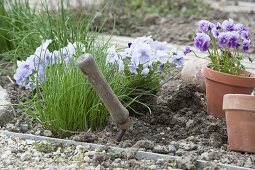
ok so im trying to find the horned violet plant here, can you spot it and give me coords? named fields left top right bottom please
left=106, top=36, right=184, bottom=75
left=13, top=40, right=86, bottom=89
left=105, top=36, right=185, bottom=100
left=185, top=19, right=252, bottom=75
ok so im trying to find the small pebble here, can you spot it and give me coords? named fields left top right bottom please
left=20, top=124, right=29, bottom=133
left=43, top=130, right=52, bottom=137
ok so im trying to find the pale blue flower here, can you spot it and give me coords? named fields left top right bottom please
left=128, top=56, right=139, bottom=74
left=67, top=42, right=76, bottom=56
left=173, top=52, right=184, bottom=68
left=132, top=43, right=153, bottom=64
left=156, top=50, right=168, bottom=64
left=52, top=50, right=61, bottom=64
left=13, top=73, right=26, bottom=86
left=131, top=36, right=153, bottom=47
left=119, top=48, right=132, bottom=59
left=106, top=46, right=119, bottom=65
left=152, top=41, right=167, bottom=51
left=34, top=39, right=52, bottom=66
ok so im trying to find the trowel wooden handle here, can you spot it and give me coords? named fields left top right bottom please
left=76, top=54, right=130, bottom=129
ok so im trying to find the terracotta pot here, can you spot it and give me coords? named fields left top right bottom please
left=223, top=94, right=255, bottom=153
left=202, top=67, right=255, bottom=118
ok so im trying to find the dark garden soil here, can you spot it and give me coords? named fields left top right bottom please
left=1, top=4, right=255, bottom=169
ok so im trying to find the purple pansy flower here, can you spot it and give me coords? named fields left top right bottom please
left=198, top=20, right=210, bottom=33
left=157, top=63, right=165, bottom=72
left=218, top=32, right=231, bottom=47
left=216, top=22, right=222, bottom=30
left=240, top=31, right=250, bottom=40
left=183, top=46, right=191, bottom=55
left=194, top=33, right=211, bottom=52
left=211, top=27, right=220, bottom=38
left=227, top=31, right=239, bottom=48
left=222, top=19, right=235, bottom=31
left=243, top=39, right=252, bottom=52
left=235, top=23, right=248, bottom=33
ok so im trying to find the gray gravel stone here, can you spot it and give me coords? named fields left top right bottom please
left=20, top=152, right=30, bottom=161
left=153, top=145, right=169, bottom=154
left=179, top=142, right=197, bottom=151
left=133, top=140, right=154, bottom=150
left=126, top=147, right=139, bottom=160
left=168, top=145, right=177, bottom=153
left=244, top=157, right=255, bottom=168
left=148, top=164, right=157, bottom=169
left=201, top=152, right=210, bottom=161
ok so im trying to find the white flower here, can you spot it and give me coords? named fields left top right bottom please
left=118, top=59, right=124, bottom=72
left=156, top=50, right=169, bottom=64
left=141, top=67, right=150, bottom=76
left=106, top=46, right=119, bottom=65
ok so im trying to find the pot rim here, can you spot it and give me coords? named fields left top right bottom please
left=202, top=66, right=255, bottom=87
left=223, top=94, right=255, bottom=111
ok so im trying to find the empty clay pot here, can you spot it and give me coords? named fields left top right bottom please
left=202, top=67, right=255, bottom=118
left=223, top=94, right=255, bottom=153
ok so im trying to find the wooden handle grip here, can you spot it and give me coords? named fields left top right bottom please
left=76, top=54, right=130, bottom=129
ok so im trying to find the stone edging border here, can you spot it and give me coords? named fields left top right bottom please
left=0, top=130, right=253, bottom=170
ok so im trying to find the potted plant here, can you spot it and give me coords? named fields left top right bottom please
left=223, top=94, right=255, bottom=153
left=185, top=19, right=255, bottom=118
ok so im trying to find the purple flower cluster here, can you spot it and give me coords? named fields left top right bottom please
left=106, top=36, right=184, bottom=76
left=14, top=40, right=86, bottom=89
left=194, top=19, right=251, bottom=52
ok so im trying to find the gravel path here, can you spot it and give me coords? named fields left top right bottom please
left=0, top=132, right=182, bottom=170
